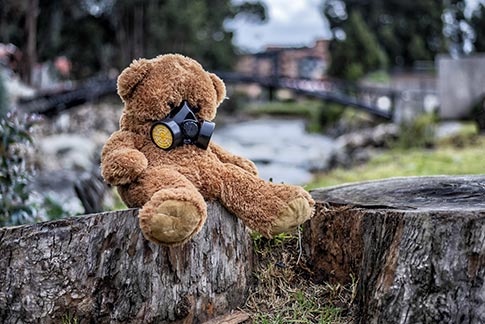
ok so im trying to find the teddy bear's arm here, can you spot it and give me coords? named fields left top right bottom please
left=209, top=142, right=258, bottom=176
left=101, top=130, right=148, bottom=185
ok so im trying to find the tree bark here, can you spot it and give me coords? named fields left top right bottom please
left=23, top=0, right=38, bottom=85
left=304, top=175, right=485, bottom=324
left=0, top=202, right=254, bottom=324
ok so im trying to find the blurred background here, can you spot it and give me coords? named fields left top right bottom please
left=1, top=0, right=485, bottom=226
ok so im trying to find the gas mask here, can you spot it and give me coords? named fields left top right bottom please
left=150, top=101, right=215, bottom=150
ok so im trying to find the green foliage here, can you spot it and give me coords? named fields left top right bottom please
left=251, top=231, right=293, bottom=255
left=471, top=95, right=485, bottom=133
left=436, top=123, right=479, bottom=147
left=0, top=111, right=39, bottom=226
left=327, top=11, right=388, bottom=80
left=110, top=188, right=127, bottom=211
left=218, top=91, right=250, bottom=115
left=1, top=0, right=267, bottom=78
left=61, top=313, right=78, bottom=324
left=42, top=196, right=69, bottom=221
left=324, top=0, right=445, bottom=69
left=317, top=103, right=345, bottom=131
left=392, top=113, right=438, bottom=149
left=470, top=4, right=485, bottom=52
left=443, top=0, right=470, bottom=55
left=364, top=70, right=390, bottom=84
left=246, top=100, right=345, bottom=132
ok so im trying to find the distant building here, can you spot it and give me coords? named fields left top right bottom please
left=438, top=54, right=485, bottom=119
left=236, top=39, right=330, bottom=80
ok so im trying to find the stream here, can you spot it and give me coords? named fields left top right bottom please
left=213, top=118, right=338, bottom=184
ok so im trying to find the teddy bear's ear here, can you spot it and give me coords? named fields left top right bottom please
left=209, top=73, right=226, bottom=105
left=117, top=58, right=151, bottom=101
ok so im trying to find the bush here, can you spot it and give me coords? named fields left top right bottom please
left=0, top=74, right=41, bottom=226
left=246, top=100, right=345, bottom=133
left=317, top=103, right=345, bottom=130
left=471, top=95, right=485, bottom=133
left=219, top=90, right=250, bottom=115
left=392, top=113, right=438, bottom=149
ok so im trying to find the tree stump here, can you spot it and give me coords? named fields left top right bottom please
left=304, top=175, right=485, bottom=324
left=0, top=202, right=254, bottom=324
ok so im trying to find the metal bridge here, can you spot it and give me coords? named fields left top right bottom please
left=216, top=72, right=398, bottom=120
left=18, top=73, right=399, bottom=120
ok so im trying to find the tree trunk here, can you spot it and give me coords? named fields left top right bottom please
left=304, top=175, right=485, bottom=324
left=133, top=5, right=144, bottom=59
left=0, top=202, right=254, bottom=324
left=23, top=0, right=38, bottom=85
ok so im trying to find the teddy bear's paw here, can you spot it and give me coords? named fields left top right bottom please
left=269, top=197, right=314, bottom=236
left=139, top=200, right=203, bottom=245
left=102, top=149, right=148, bottom=185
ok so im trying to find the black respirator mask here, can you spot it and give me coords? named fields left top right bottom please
left=150, top=101, right=215, bottom=151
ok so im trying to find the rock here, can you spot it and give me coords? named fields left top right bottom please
left=435, top=121, right=467, bottom=139
left=336, top=124, right=399, bottom=151
left=38, top=134, right=96, bottom=171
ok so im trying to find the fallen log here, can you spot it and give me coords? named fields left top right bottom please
left=0, top=202, right=254, bottom=324
left=304, top=175, right=485, bottom=324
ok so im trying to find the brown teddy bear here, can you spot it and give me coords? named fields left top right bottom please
left=101, top=54, right=314, bottom=245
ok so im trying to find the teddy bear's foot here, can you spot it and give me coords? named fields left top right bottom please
left=269, top=197, right=313, bottom=236
left=139, top=199, right=205, bottom=246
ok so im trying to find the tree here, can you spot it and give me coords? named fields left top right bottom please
left=327, top=11, right=388, bottom=80
left=470, top=3, right=485, bottom=52
left=0, top=0, right=267, bottom=81
left=324, top=0, right=446, bottom=69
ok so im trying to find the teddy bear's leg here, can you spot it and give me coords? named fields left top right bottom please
left=135, top=168, right=207, bottom=246
left=216, top=164, right=314, bottom=237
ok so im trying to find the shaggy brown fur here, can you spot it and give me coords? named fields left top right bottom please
left=101, top=54, right=315, bottom=245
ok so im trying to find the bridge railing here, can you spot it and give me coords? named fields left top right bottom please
left=216, top=72, right=398, bottom=120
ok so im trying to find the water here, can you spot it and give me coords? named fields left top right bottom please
left=213, top=118, right=337, bottom=185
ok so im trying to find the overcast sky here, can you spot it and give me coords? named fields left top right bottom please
left=228, top=0, right=331, bottom=52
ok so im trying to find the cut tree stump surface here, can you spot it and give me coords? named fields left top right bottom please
left=311, top=175, right=485, bottom=212
left=305, top=175, right=485, bottom=324
left=0, top=202, right=253, bottom=324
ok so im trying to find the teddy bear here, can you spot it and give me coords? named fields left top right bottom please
left=100, top=54, right=315, bottom=245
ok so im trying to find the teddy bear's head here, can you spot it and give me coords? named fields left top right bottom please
left=117, top=54, right=226, bottom=129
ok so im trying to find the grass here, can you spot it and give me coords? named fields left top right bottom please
left=308, top=134, right=485, bottom=189
left=245, top=100, right=323, bottom=117
left=245, top=100, right=346, bottom=133
left=61, top=314, right=78, bottom=324
left=243, top=230, right=355, bottom=323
